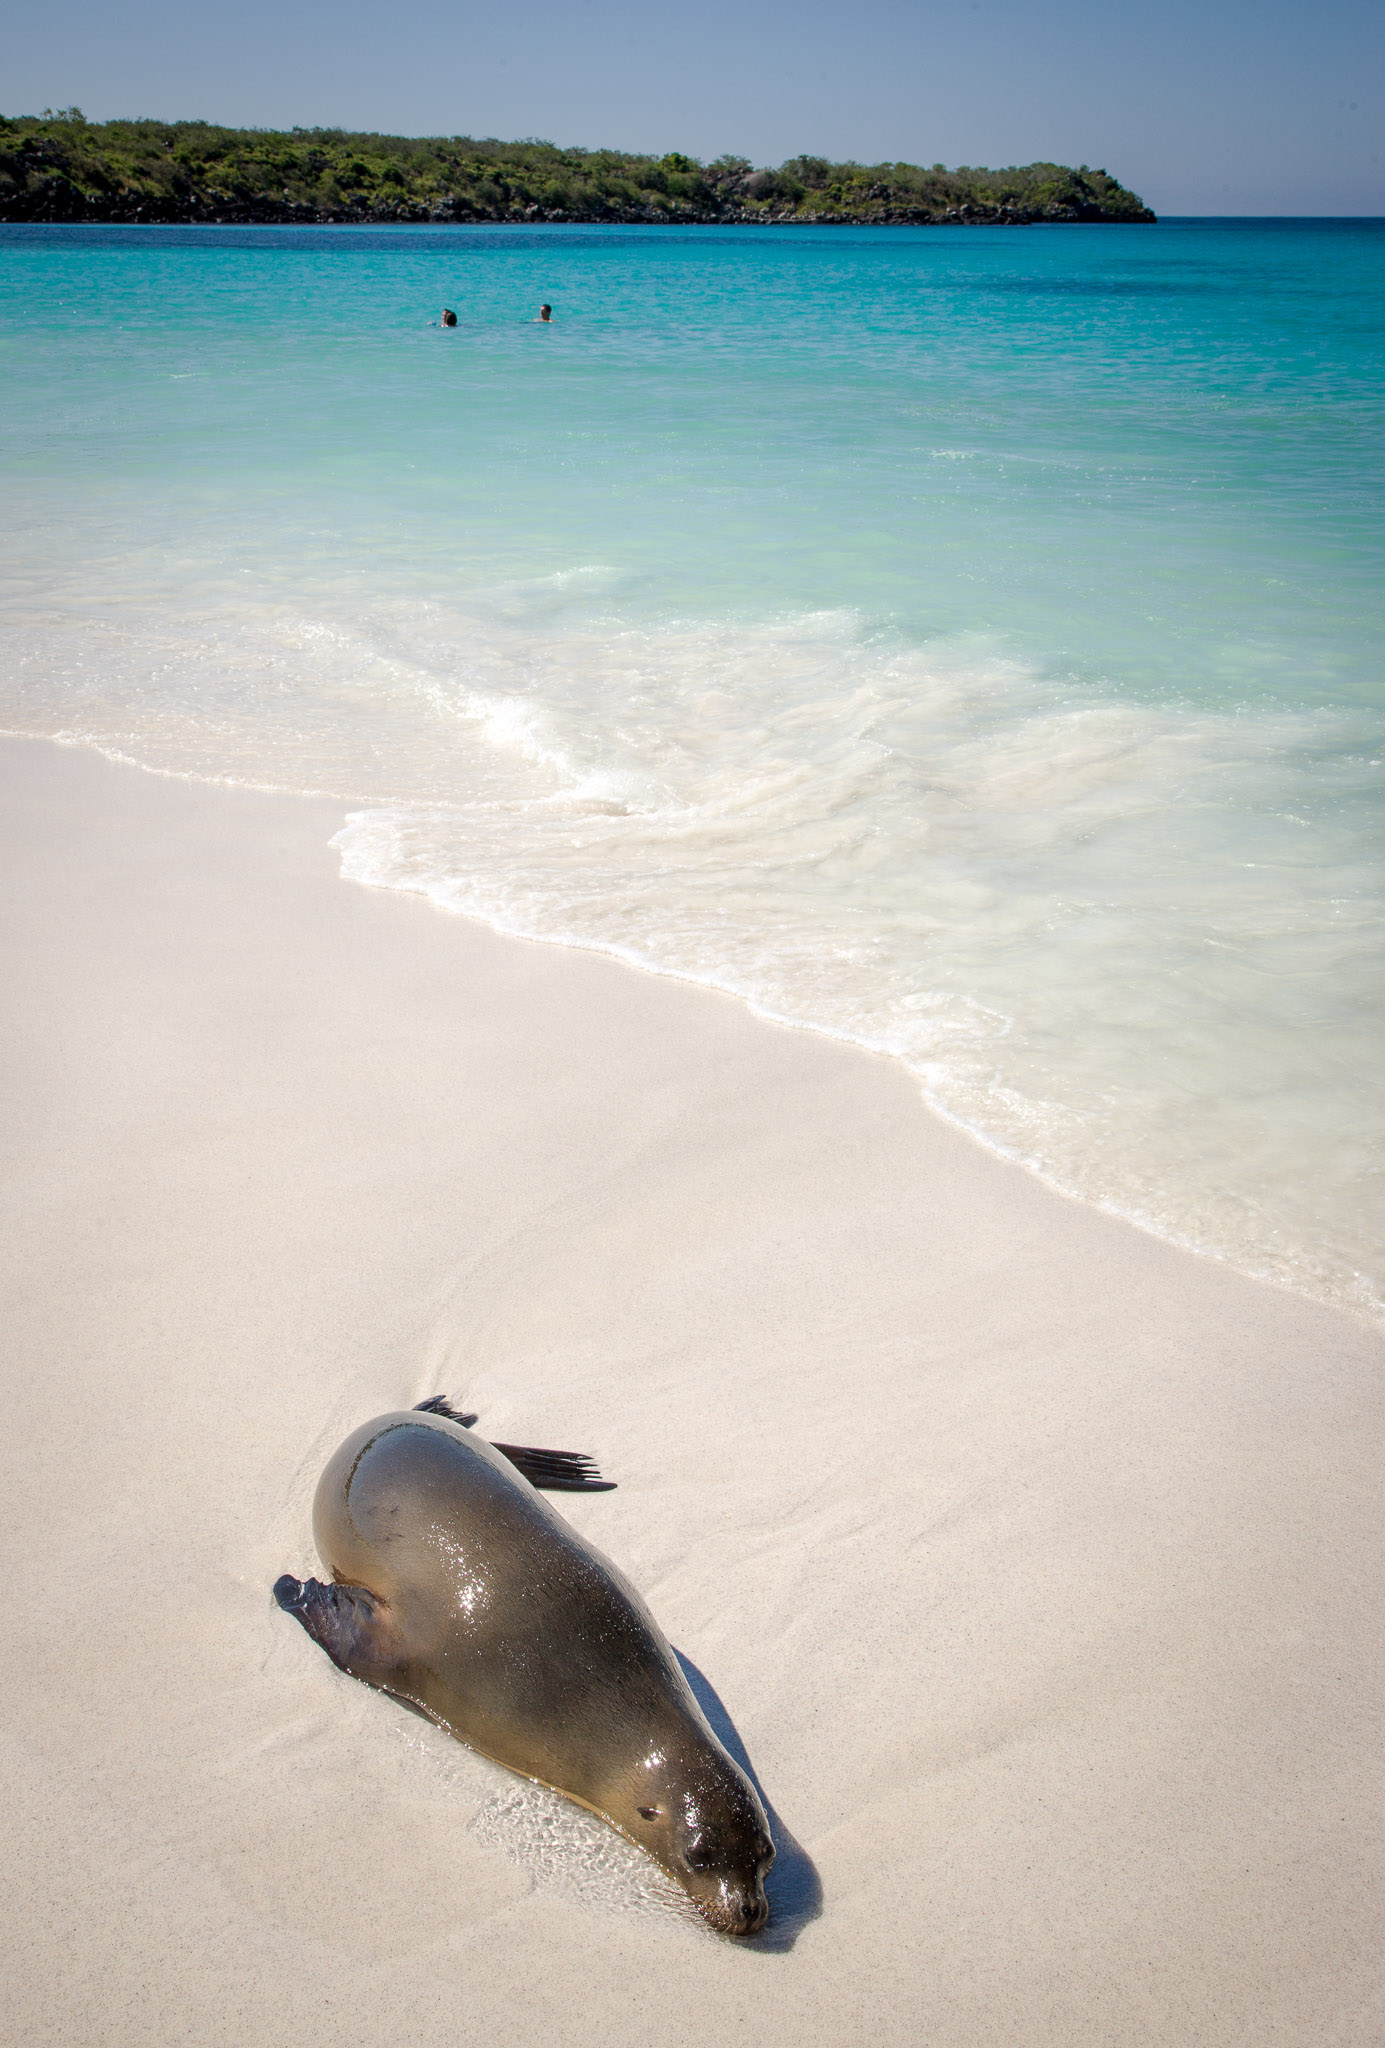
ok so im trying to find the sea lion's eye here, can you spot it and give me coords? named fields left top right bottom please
left=637, top=1805, right=661, bottom=1821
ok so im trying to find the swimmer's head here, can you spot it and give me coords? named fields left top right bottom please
left=539, top=304, right=552, bottom=321
left=441, top=308, right=457, bottom=327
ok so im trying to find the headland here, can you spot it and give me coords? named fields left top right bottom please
left=0, top=114, right=1157, bottom=225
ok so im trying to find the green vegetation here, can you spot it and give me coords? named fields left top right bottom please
left=0, top=112, right=1155, bottom=225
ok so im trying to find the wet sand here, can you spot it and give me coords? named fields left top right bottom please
left=2, top=733, right=1383, bottom=2046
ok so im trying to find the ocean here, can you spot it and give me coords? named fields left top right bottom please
left=2, top=218, right=1381, bottom=1319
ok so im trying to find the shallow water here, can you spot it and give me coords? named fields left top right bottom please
left=2, top=219, right=1382, bottom=1317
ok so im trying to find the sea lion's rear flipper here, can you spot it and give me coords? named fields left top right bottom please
left=414, top=1394, right=480, bottom=1427
left=414, top=1394, right=616, bottom=1491
left=489, top=1442, right=616, bottom=1492
left=273, top=1575, right=400, bottom=1685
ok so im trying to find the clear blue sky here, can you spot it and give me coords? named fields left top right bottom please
left=4, top=0, right=1381, bottom=214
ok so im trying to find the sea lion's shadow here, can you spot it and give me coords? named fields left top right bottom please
left=675, top=1651, right=822, bottom=1953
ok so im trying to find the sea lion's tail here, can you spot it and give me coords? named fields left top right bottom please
left=413, top=1395, right=616, bottom=1492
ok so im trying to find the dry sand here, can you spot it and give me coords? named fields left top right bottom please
left=2, top=733, right=1383, bottom=2046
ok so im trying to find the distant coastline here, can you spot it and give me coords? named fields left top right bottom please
left=0, top=115, right=1156, bottom=226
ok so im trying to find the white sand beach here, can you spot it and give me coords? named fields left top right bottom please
left=3, top=731, right=1384, bottom=2046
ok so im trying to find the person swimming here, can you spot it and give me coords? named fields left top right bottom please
left=537, top=304, right=552, bottom=322
left=440, top=308, right=458, bottom=327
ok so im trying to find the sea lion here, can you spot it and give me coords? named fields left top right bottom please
left=274, top=1400, right=774, bottom=1935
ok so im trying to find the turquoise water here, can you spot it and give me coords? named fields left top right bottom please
left=3, top=221, right=1383, bottom=1315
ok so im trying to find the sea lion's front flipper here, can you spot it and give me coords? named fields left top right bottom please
left=273, top=1575, right=400, bottom=1685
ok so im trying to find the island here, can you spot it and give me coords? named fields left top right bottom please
left=0, top=113, right=1156, bottom=226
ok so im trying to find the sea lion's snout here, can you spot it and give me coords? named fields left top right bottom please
left=696, top=1869, right=772, bottom=1938
left=677, top=1808, right=775, bottom=1938
left=630, top=1750, right=775, bottom=1936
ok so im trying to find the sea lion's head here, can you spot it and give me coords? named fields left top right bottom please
left=625, top=1738, right=775, bottom=1936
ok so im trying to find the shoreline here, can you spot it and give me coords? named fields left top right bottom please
left=331, top=803, right=1379, bottom=1338
left=0, top=207, right=1156, bottom=226
left=17, top=731, right=1364, bottom=1332
left=4, top=732, right=1385, bottom=2045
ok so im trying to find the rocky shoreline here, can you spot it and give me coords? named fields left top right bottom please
left=2, top=194, right=1155, bottom=227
